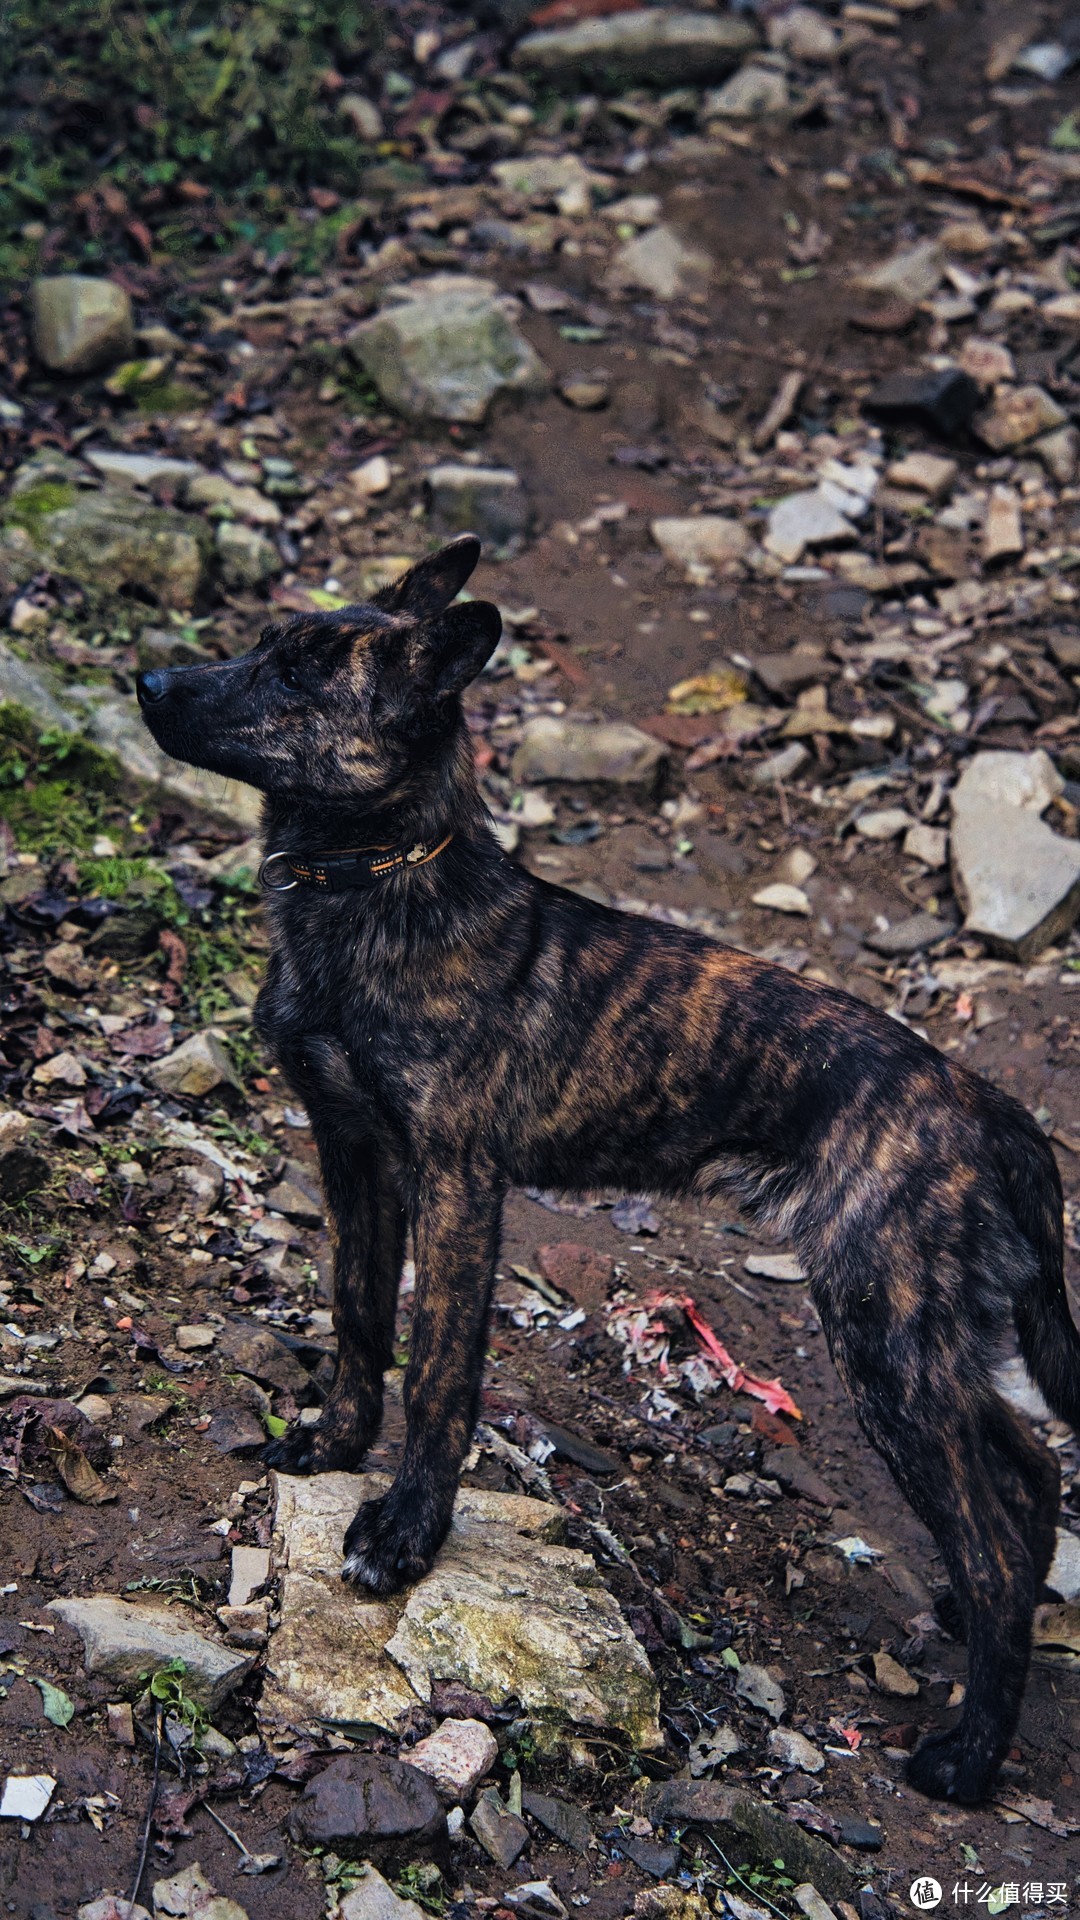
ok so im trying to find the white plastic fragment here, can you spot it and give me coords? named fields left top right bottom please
left=0, top=1774, right=55, bottom=1821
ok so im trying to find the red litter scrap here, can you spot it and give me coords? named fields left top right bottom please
left=648, top=1290, right=803, bottom=1421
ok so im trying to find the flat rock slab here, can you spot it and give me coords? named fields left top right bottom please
left=514, top=10, right=757, bottom=89
left=47, top=1596, right=252, bottom=1712
left=645, top=1780, right=852, bottom=1901
left=266, top=1472, right=662, bottom=1748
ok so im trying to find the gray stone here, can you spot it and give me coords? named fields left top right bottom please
left=767, top=7, right=838, bottom=61
left=853, top=240, right=945, bottom=306
left=513, top=10, right=757, bottom=89
left=426, top=463, right=531, bottom=554
left=609, top=226, right=712, bottom=301
left=651, top=516, right=749, bottom=571
left=836, top=1815, right=883, bottom=1851
left=750, top=742, right=810, bottom=787
left=734, top=1662, right=786, bottom=1720
left=521, top=1789, right=594, bottom=1853
left=1, top=491, right=207, bottom=610
left=349, top=276, right=547, bottom=426
left=470, top=1786, right=529, bottom=1868
left=644, top=1781, right=852, bottom=1900
left=705, top=64, right=789, bottom=118
left=341, top=1867, right=427, bottom=1920
left=952, top=748, right=1062, bottom=815
left=216, top=520, right=283, bottom=590
left=218, top=1323, right=310, bottom=1395
left=31, top=276, right=133, bottom=375
left=85, top=450, right=199, bottom=488
left=977, top=385, right=1068, bottom=452
left=339, top=93, right=385, bottom=142
left=0, top=640, right=79, bottom=734
left=764, top=491, right=855, bottom=564
left=289, top=1754, right=446, bottom=1868
left=762, top=1448, right=840, bottom=1509
left=1047, top=1529, right=1080, bottom=1602
left=490, top=153, right=610, bottom=216
left=229, top=1545, right=271, bottom=1609
left=767, top=1727, right=825, bottom=1773
left=264, top=1177, right=322, bottom=1224
left=951, top=750, right=1080, bottom=960
left=147, top=1031, right=243, bottom=1098
left=264, top=1472, right=661, bottom=1749
left=863, top=911, right=953, bottom=957
left=47, top=1596, right=252, bottom=1711
left=512, top=716, right=666, bottom=787
left=185, top=473, right=282, bottom=527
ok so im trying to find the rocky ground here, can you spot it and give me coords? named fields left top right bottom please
left=2, top=0, right=1080, bottom=1916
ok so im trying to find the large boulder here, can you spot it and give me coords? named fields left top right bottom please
left=348, top=276, right=547, bottom=425
left=31, top=276, right=134, bottom=375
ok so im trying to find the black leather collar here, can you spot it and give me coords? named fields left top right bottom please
left=259, top=832, right=454, bottom=894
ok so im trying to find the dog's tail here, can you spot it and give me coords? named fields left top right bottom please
left=990, top=1092, right=1080, bottom=1430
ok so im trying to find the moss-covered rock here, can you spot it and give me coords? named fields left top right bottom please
left=0, top=490, right=208, bottom=609
left=266, top=1471, right=663, bottom=1750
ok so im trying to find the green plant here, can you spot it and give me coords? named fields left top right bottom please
left=392, top=1863, right=445, bottom=1914
left=147, top=1658, right=209, bottom=1739
left=0, top=0, right=381, bottom=275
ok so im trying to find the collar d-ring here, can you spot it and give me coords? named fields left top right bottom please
left=258, top=850, right=299, bottom=892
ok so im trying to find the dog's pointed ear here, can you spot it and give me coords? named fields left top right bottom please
left=425, top=600, right=503, bottom=695
left=374, top=535, right=481, bottom=619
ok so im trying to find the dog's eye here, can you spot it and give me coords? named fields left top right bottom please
left=279, top=665, right=304, bottom=693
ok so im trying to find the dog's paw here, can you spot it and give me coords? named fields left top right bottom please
left=906, top=1728, right=994, bottom=1804
left=340, top=1493, right=443, bottom=1595
left=263, top=1415, right=373, bottom=1477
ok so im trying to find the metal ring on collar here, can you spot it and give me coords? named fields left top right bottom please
left=258, top=850, right=299, bottom=892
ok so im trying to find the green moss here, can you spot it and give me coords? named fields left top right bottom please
left=0, top=704, right=127, bottom=855
left=136, top=380, right=205, bottom=415
left=0, top=0, right=381, bottom=271
left=3, top=480, right=77, bottom=537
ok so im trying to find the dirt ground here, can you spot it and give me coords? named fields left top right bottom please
left=2, top=0, right=1080, bottom=1915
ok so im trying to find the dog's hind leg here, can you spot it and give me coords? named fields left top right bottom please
left=265, top=1130, right=405, bottom=1474
left=828, top=1318, right=1037, bottom=1802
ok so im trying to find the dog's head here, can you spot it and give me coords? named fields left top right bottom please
left=136, top=536, right=500, bottom=802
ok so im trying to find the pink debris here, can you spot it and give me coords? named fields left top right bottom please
left=647, top=1290, right=803, bottom=1421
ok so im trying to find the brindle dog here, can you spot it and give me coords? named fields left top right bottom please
left=138, top=535, right=1080, bottom=1805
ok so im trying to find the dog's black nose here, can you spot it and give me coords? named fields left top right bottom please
left=136, top=670, right=169, bottom=706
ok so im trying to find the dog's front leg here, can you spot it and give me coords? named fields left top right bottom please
left=341, top=1161, right=503, bottom=1594
left=265, top=1126, right=405, bottom=1476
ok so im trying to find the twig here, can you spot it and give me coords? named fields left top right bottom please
left=125, top=1703, right=162, bottom=1920
left=203, top=1801, right=253, bottom=1859
left=703, top=1837, right=791, bottom=1920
